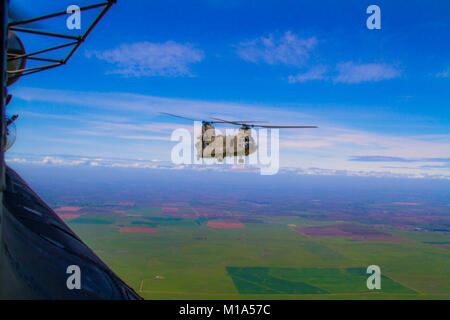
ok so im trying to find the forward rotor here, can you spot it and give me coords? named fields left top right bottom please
left=160, top=112, right=268, bottom=126
left=209, top=117, right=318, bottom=129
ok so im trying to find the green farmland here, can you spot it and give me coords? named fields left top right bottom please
left=66, top=207, right=450, bottom=300
left=226, top=267, right=415, bottom=295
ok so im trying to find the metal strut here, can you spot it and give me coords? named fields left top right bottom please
left=7, top=1, right=115, bottom=76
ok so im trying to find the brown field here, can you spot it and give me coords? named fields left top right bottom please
left=117, top=202, right=135, bottom=206
left=104, top=201, right=135, bottom=207
left=55, top=206, right=82, bottom=212
left=391, top=202, right=423, bottom=206
left=207, top=221, right=245, bottom=229
left=296, top=223, right=406, bottom=241
left=431, top=244, right=450, bottom=250
left=112, top=209, right=127, bottom=214
left=162, top=207, right=198, bottom=219
left=57, top=214, right=82, bottom=220
left=119, top=227, right=157, bottom=233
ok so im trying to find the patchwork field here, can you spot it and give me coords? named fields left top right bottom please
left=57, top=213, right=82, bottom=220
left=55, top=206, right=83, bottom=212
left=207, top=221, right=246, bottom=229
left=296, top=223, right=406, bottom=242
left=226, top=267, right=416, bottom=294
left=64, top=206, right=450, bottom=300
left=120, top=227, right=157, bottom=233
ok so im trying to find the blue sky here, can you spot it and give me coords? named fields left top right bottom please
left=5, top=0, right=450, bottom=179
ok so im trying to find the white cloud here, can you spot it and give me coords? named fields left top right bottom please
left=235, top=32, right=399, bottom=85
left=12, top=86, right=314, bottom=121
left=334, top=62, right=400, bottom=84
left=281, top=139, right=333, bottom=148
left=10, top=87, right=450, bottom=178
left=6, top=153, right=448, bottom=180
left=116, top=135, right=171, bottom=141
left=436, top=67, right=450, bottom=78
left=288, top=65, right=328, bottom=83
left=236, top=31, right=317, bottom=67
left=287, top=62, right=400, bottom=84
left=87, top=41, right=204, bottom=77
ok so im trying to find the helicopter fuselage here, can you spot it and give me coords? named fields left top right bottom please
left=195, top=126, right=257, bottom=161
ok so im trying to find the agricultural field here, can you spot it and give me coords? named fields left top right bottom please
left=65, top=205, right=450, bottom=300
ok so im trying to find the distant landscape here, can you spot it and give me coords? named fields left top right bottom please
left=9, top=163, right=450, bottom=299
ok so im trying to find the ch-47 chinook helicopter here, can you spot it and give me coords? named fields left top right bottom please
left=161, top=112, right=318, bottom=163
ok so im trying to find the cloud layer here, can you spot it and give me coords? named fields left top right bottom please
left=334, top=62, right=400, bottom=84
left=236, top=31, right=317, bottom=67
left=288, top=65, right=328, bottom=83
left=234, top=31, right=400, bottom=84
left=436, top=67, right=450, bottom=78
left=7, top=153, right=448, bottom=180
left=289, top=62, right=401, bottom=84
left=86, top=32, right=403, bottom=85
left=10, top=87, right=450, bottom=179
left=350, top=156, right=450, bottom=163
left=87, top=41, right=204, bottom=77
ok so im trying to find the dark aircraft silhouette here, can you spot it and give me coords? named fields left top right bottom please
left=1, top=166, right=141, bottom=299
left=0, top=1, right=142, bottom=299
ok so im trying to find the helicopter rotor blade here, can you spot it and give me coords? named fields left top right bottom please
left=210, top=119, right=267, bottom=124
left=160, top=112, right=229, bottom=124
left=162, top=115, right=316, bottom=128
left=160, top=112, right=202, bottom=122
left=210, top=117, right=315, bottom=128
left=209, top=117, right=247, bottom=126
